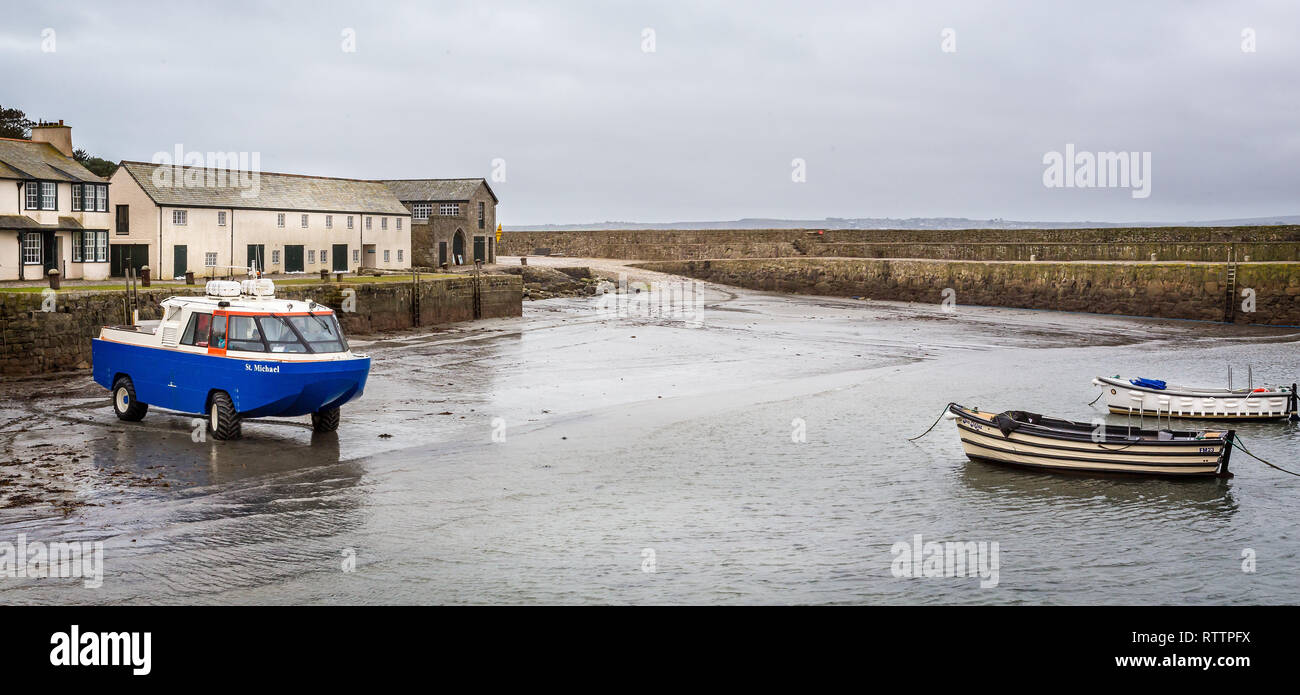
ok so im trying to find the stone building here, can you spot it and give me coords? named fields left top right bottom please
left=0, top=121, right=112, bottom=281
left=379, top=179, right=498, bottom=267
left=109, top=161, right=412, bottom=279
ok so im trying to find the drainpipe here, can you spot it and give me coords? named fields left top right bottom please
left=158, top=206, right=163, bottom=278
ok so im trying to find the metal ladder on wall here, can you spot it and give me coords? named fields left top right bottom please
left=1224, top=245, right=1238, bottom=323
left=410, top=269, right=422, bottom=328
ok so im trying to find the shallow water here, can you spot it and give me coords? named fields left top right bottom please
left=2, top=284, right=1297, bottom=604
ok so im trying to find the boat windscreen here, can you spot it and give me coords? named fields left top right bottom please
left=287, top=314, right=348, bottom=353
left=256, top=316, right=309, bottom=353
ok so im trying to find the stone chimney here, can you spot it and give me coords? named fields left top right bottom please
left=31, top=120, right=74, bottom=157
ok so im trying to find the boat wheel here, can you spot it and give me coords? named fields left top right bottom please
left=111, top=376, right=149, bottom=422
left=208, top=391, right=243, bottom=440
left=311, top=407, right=341, bottom=433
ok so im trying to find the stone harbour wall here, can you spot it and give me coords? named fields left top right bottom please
left=0, top=275, right=522, bottom=377
left=499, top=226, right=1300, bottom=263
left=634, top=258, right=1300, bottom=326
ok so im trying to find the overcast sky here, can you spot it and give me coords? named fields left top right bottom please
left=3, top=1, right=1297, bottom=224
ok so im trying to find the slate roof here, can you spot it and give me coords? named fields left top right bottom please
left=0, top=215, right=92, bottom=231
left=118, top=161, right=411, bottom=215
left=379, top=178, right=498, bottom=204
left=0, top=138, right=106, bottom=183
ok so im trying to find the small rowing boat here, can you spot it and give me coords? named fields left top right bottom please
left=944, top=403, right=1235, bottom=478
left=1093, top=376, right=1297, bottom=421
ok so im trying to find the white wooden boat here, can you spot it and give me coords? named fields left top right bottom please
left=1093, top=376, right=1297, bottom=421
left=945, top=403, right=1235, bottom=478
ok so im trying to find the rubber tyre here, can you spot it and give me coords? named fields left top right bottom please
left=208, top=391, right=242, bottom=440
left=311, top=407, right=341, bottom=433
left=111, top=376, right=149, bottom=422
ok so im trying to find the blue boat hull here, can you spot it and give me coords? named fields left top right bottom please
left=92, top=339, right=370, bottom=418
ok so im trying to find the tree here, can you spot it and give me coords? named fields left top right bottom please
left=73, top=148, right=118, bottom=178
left=0, top=106, right=32, bottom=139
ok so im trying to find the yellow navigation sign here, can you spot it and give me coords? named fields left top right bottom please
left=496, top=223, right=502, bottom=243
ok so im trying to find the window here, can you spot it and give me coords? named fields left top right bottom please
left=384, top=249, right=390, bottom=262
left=218, top=211, right=227, bottom=226
left=257, top=316, right=308, bottom=353
left=277, top=213, right=285, bottom=228
left=347, top=216, right=354, bottom=229
left=272, top=249, right=281, bottom=265
left=325, top=215, right=333, bottom=228
left=301, top=214, right=309, bottom=228
left=287, top=315, right=347, bottom=353
left=72, top=231, right=107, bottom=263
left=41, top=182, right=56, bottom=210
left=396, top=218, right=402, bottom=230
left=173, top=210, right=188, bottom=225
left=440, top=203, right=459, bottom=216
left=96, top=184, right=107, bottom=212
left=397, top=249, right=403, bottom=262
left=381, top=217, right=388, bottom=230
left=320, top=249, right=328, bottom=265
left=227, top=316, right=265, bottom=352
left=352, top=249, right=359, bottom=262
left=205, top=252, right=217, bottom=267
left=22, top=233, right=41, bottom=264
left=181, top=312, right=213, bottom=347
left=308, top=249, right=316, bottom=264
left=412, top=203, right=431, bottom=220
left=72, top=185, right=82, bottom=211
left=365, top=216, right=372, bottom=230
left=209, top=315, right=228, bottom=350
left=25, top=182, right=38, bottom=209
left=478, top=201, right=485, bottom=229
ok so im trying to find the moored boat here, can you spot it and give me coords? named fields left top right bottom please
left=91, top=279, right=370, bottom=440
left=1093, top=376, right=1297, bottom=421
left=944, top=403, right=1234, bottom=478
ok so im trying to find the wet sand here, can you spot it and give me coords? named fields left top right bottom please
left=1, top=262, right=1297, bottom=604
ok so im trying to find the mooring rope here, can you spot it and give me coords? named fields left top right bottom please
left=1232, top=436, right=1300, bottom=478
left=1086, top=392, right=1103, bottom=407
left=908, top=405, right=951, bottom=441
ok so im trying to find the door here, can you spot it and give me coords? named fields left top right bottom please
left=111, top=244, right=149, bottom=277
left=438, top=241, right=447, bottom=266
left=473, top=236, right=486, bottom=263
left=246, top=244, right=265, bottom=274
left=332, top=244, right=348, bottom=271
left=452, top=232, right=465, bottom=264
left=284, top=245, right=304, bottom=272
left=173, top=245, right=187, bottom=278
left=115, top=205, right=129, bottom=236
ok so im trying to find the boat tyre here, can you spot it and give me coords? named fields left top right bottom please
left=111, top=376, right=149, bottom=422
left=311, top=407, right=341, bottom=433
left=208, top=391, right=242, bottom=440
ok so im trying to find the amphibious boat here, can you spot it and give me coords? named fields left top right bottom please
left=91, top=279, right=370, bottom=440
left=945, top=403, right=1234, bottom=478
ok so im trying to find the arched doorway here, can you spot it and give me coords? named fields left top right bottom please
left=452, top=230, right=466, bottom=264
